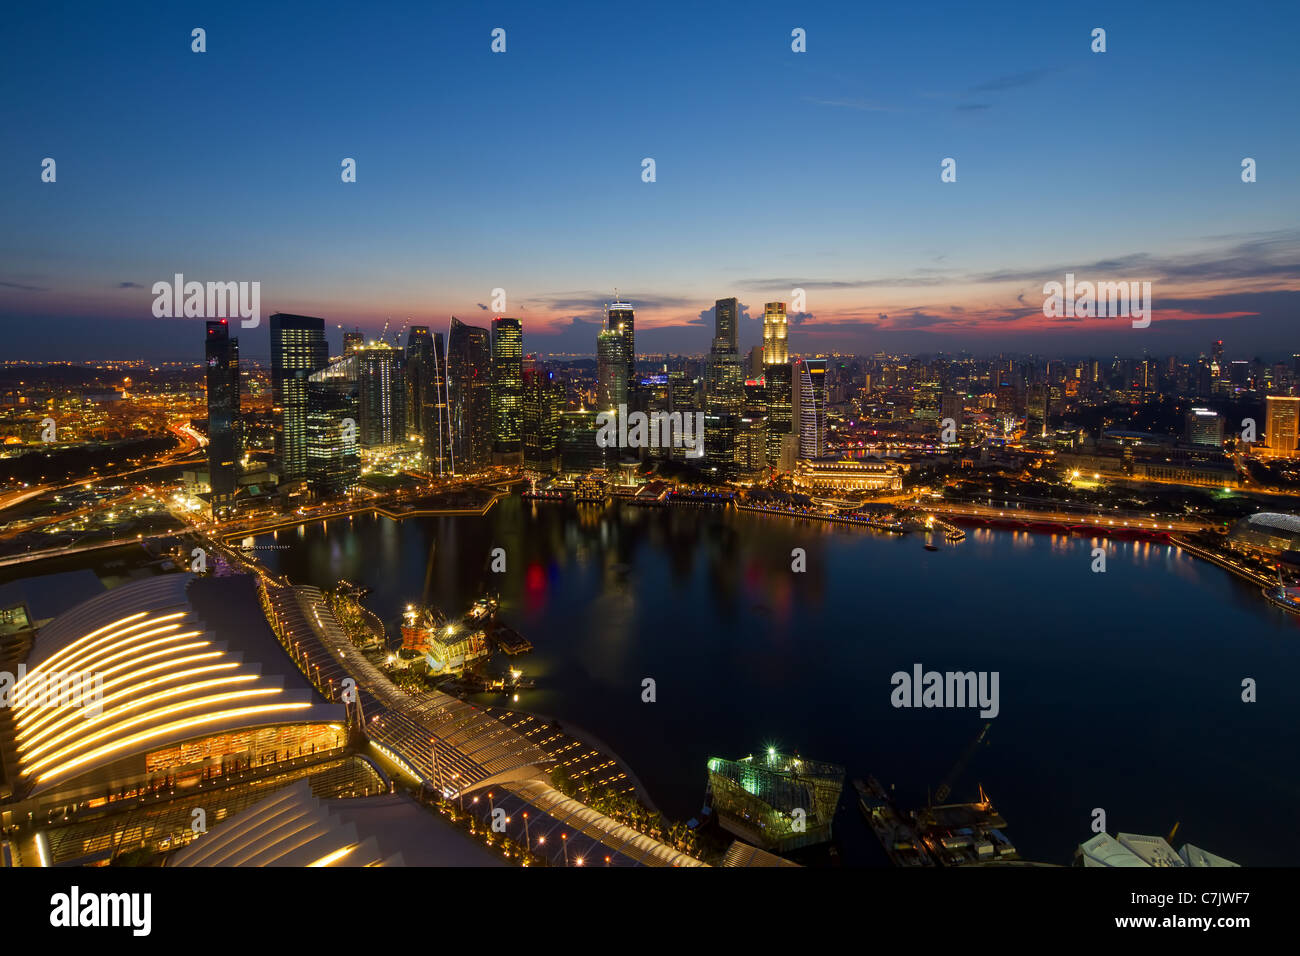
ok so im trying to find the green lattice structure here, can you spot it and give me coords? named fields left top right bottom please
left=707, top=750, right=844, bottom=853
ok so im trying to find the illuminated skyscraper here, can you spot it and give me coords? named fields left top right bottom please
left=597, top=329, right=628, bottom=411
left=795, top=358, right=827, bottom=459
left=405, top=326, right=434, bottom=439
left=446, top=317, right=492, bottom=472
left=706, top=297, right=743, bottom=476
left=606, top=300, right=635, bottom=383
left=270, top=313, right=329, bottom=484
left=522, top=366, right=563, bottom=472
left=204, top=320, right=240, bottom=515
left=1185, top=407, right=1224, bottom=448
left=355, top=343, right=405, bottom=450
left=306, top=355, right=360, bottom=495
left=714, top=296, right=739, bottom=354
left=763, top=302, right=788, bottom=365
left=343, top=330, right=364, bottom=356
left=1265, top=395, right=1300, bottom=457
left=491, top=316, right=523, bottom=463
left=419, top=331, right=451, bottom=475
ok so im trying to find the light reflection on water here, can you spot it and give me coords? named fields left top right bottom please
left=252, top=497, right=1300, bottom=866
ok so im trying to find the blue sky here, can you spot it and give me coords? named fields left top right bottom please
left=2, top=0, right=1298, bottom=359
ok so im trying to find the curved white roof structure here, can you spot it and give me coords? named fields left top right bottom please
left=10, top=574, right=343, bottom=799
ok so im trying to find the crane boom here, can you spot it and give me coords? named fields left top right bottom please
left=934, top=721, right=992, bottom=804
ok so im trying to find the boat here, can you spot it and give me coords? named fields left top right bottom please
left=853, top=777, right=935, bottom=867
left=910, top=786, right=1021, bottom=866
left=924, top=543, right=940, bottom=552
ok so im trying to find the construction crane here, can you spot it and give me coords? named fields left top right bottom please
left=933, top=721, right=992, bottom=804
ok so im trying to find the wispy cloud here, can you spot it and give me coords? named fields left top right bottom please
left=802, top=97, right=896, bottom=112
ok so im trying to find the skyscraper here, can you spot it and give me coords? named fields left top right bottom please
left=1185, top=407, right=1224, bottom=448
left=763, top=302, right=789, bottom=365
left=763, top=303, right=792, bottom=466
left=1265, top=395, right=1300, bottom=458
left=597, top=329, right=628, bottom=411
left=446, top=317, right=492, bottom=472
left=204, top=320, right=240, bottom=515
left=355, top=342, right=405, bottom=449
left=522, top=366, right=563, bottom=472
left=306, top=355, right=360, bottom=495
left=491, top=316, right=524, bottom=463
left=607, top=300, right=635, bottom=383
left=795, top=358, right=827, bottom=459
left=405, top=326, right=434, bottom=439
left=714, top=297, right=739, bottom=354
left=706, top=297, right=743, bottom=476
left=343, top=330, right=364, bottom=356
left=420, top=331, right=451, bottom=476
left=270, top=313, right=329, bottom=485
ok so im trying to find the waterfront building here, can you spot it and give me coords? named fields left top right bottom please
left=204, top=320, right=241, bottom=515
left=794, top=358, right=827, bottom=459
left=706, top=750, right=844, bottom=853
left=271, top=313, right=329, bottom=484
left=705, top=298, right=744, bottom=475
left=355, top=342, right=406, bottom=450
left=1228, top=512, right=1300, bottom=557
left=408, top=329, right=451, bottom=475
left=405, top=326, right=434, bottom=439
left=1075, top=832, right=1237, bottom=868
left=559, top=409, right=605, bottom=473
left=522, top=367, right=563, bottom=472
left=737, top=406, right=769, bottom=478
left=306, top=355, right=361, bottom=495
left=596, top=330, right=629, bottom=412
left=791, top=457, right=903, bottom=493
left=606, top=300, right=636, bottom=384
left=0, top=575, right=346, bottom=845
left=765, top=363, right=793, bottom=466
left=491, top=316, right=523, bottom=464
left=446, top=317, right=493, bottom=472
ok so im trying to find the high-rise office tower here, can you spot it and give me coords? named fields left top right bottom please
left=522, top=366, right=563, bottom=472
left=607, top=300, right=635, bottom=383
left=714, top=297, right=739, bottom=354
left=355, top=343, right=405, bottom=449
left=446, top=317, right=492, bottom=472
left=597, top=329, right=628, bottom=411
left=1265, top=395, right=1300, bottom=457
left=1026, top=383, right=1049, bottom=437
left=420, top=331, right=451, bottom=475
left=748, top=345, right=765, bottom=378
left=270, top=313, right=329, bottom=484
left=405, top=326, right=434, bottom=439
left=940, top=392, right=964, bottom=433
left=204, top=320, right=241, bottom=515
left=559, top=409, right=604, bottom=473
left=762, top=301, right=793, bottom=467
left=763, top=302, right=789, bottom=365
left=306, top=355, right=360, bottom=495
left=343, top=330, right=364, bottom=356
left=795, top=358, right=827, bottom=459
left=491, top=316, right=524, bottom=463
left=764, top=364, right=793, bottom=466
left=1185, top=407, right=1224, bottom=448
left=706, top=298, right=744, bottom=476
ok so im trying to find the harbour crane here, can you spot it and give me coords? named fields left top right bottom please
left=933, top=721, right=992, bottom=804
